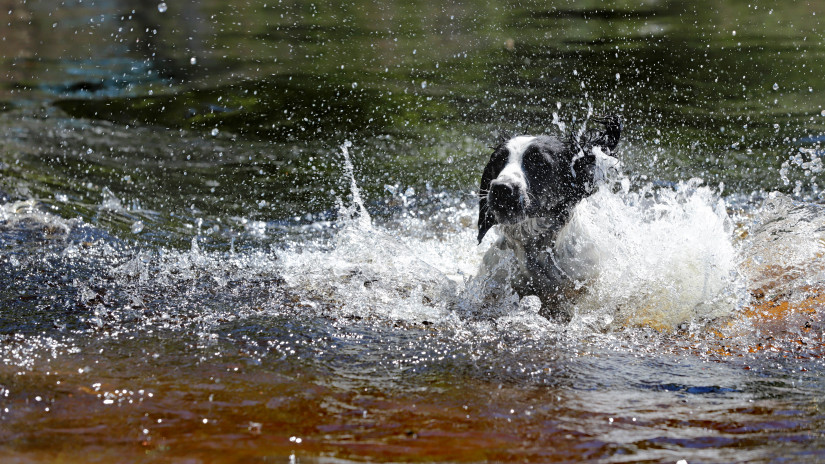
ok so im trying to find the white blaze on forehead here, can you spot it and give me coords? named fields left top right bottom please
left=504, top=136, right=536, bottom=166
left=494, top=136, right=535, bottom=183
left=488, top=136, right=536, bottom=208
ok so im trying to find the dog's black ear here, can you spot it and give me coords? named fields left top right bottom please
left=590, top=114, right=622, bottom=153
left=477, top=163, right=497, bottom=244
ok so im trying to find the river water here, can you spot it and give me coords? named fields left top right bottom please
left=1, top=1, right=825, bottom=462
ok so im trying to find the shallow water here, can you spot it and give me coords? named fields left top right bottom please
left=2, top=0, right=825, bottom=462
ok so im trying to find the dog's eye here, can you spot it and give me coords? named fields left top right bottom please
left=524, top=149, right=554, bottom=168
left=489, top=149, right=507, bottom=166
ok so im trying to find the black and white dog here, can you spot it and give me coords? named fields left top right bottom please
left=477, top=115, right=622, bottom=319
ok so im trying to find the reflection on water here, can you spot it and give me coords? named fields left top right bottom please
left=2, top=0, right=825, bottom=462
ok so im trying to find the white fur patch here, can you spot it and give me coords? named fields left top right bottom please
left=504, top=136, right=536, bottom=165
left=491, top=136, right=536, bottom=198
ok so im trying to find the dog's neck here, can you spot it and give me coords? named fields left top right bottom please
left=498, top=215, right=566, bottom=249
left=498, top=192, right=582, bottom=247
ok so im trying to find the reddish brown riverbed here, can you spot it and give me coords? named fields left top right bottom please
left=1, top=295, right=822, bottom=463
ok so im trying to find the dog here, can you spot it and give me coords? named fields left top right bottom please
left=477, top=115, right=622, bottom=319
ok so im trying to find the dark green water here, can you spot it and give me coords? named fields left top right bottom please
left=4, top=0, right=825, bottom=238
left=1, top=1, right=825, bottom=462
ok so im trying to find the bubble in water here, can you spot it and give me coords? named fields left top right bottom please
left=210, top=128, right=219, bottom=136
left=157, top=2, right=167, bottom=13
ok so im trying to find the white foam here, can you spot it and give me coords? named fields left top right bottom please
left=555, top=179, right=744, bottom=329
left=276, top=142, right=480, bottom=324
left=278, top=216, right=466, bottom=323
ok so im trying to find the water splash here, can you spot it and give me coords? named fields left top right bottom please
left=739, top=193, right=825, bottom=298
left=339, top=140, right=371, bottom=229
left=278, top=142, right=471, bottom=323
left=555, top=179, right=743, bottom=330
left=0, top=200, right=77, bottom=235
left=0, top=146, right=820, bottom=348
left=276, top=144, right=746, bottom=333
left=6, top=142, right=809, bottom=339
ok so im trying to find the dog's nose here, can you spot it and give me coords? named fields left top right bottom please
left=489, top=181, right=521, bottom=211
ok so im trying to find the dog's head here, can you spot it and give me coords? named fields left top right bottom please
left=477, top=115, right=622, bottom=243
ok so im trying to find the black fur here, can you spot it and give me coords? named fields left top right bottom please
left=477, top=115, right=622, bottom=244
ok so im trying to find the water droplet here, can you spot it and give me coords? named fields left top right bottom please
left=131, top=221, right=144, bottom=234
left=773, top=82, right=779, bottom=90
left=190, top=57, right=197, bottom=65
left=157, top=2, right=167, bottom=13
left=211, top=128, right=219, bottom=136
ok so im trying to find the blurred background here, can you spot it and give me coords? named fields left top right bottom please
left=2, top=0, right=824, bottom=246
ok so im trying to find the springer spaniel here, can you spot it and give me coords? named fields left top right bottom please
left=477, top=115, right=622, bottom=319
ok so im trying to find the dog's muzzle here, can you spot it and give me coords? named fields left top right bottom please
left=488, top=181, right=525, bottom=223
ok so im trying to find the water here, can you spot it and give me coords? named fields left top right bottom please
left=2, top=1, right=825, bottom=462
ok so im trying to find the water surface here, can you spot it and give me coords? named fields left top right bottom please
left=2, top=1, right=825, bottom=462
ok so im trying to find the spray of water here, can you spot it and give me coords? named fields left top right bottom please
left=556, top=179, right=743, bottom=329
left=339, top=140, right=372, bottom=229
left=7, top=141, right=817, bottom=338
left=277, top=142, right=473, bottom=324
left=276, top=142, right=752, bottom=334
